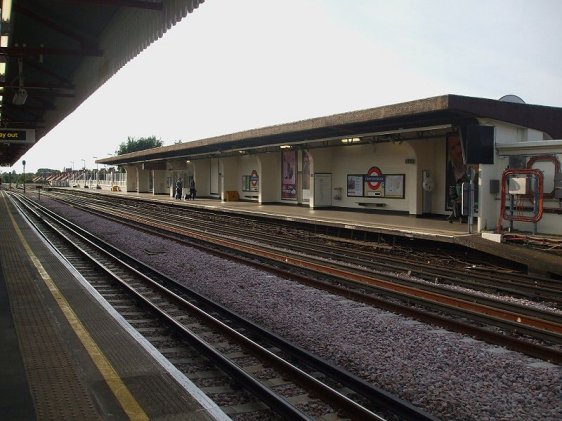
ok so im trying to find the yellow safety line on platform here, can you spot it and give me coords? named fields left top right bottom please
left=6, top=197, right=149, bottom=421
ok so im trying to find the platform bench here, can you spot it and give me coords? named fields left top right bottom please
left=357, top=202, right=387, bottom=208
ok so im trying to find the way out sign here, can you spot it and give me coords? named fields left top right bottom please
left=0, top=129, right=36, bottom=144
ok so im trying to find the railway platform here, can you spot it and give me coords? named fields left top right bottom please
left=88, top=189, right=562, bottom=278
left=0, top=191, right=229, bottom=420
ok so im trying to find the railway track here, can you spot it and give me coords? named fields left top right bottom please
left=11, top=192, right=437, bottom=420
left=44, top=188, right=562, bottom=305
left=33, top=189, right=562, bottom=364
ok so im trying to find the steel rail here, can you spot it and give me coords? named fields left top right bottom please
left=45, top=189, right=562, bottom=302
left=13, top=192, right=437, bottom=421
left=60, top=195, right=562, bottom=340
left=32, top=190, right=562, bottom=362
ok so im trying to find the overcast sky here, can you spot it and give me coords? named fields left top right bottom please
left=13, top=0, right=562, bottom=173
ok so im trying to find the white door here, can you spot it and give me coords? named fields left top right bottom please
left=314, top=173, right=332, bottom=207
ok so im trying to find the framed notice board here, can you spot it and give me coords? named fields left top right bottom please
left=347, top=175, right=364, bottom=197
left=384, top=174, right=405, bottom=198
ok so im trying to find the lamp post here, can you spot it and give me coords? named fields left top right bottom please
left=93, top=156, right=99, bottom=187
left=22, top=160, right=26, bottom=193
left=81, top=159, right=86, bottom=187
left=107, top=153, right=115, bottom=187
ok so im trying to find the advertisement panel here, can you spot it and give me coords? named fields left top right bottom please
left=282, top=150, right=297, bottom=200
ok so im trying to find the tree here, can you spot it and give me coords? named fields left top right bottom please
left=37, top=168, right=60, bottom=176
left=116, top=136, right=163, bottom=155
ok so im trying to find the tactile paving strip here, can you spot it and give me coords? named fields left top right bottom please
left=1, top=193, right=224, bottom=421
left=0, top=196, right=101, bottom=420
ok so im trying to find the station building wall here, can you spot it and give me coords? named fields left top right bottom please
left=258, top=153, right=282, bottom=203
left=138, top=169, right=150, bottom=193
left=479, top=120, right=562, bottom=235
left=121, top=120, right=561, bottom=235
left=324, top=141, right=439, bottom=215
left=193, top=159, right=210, bottom=197
left=410, top=137, right=446, bottom=215
left=152, top=169, right=168, bottom=194
left=307, top=148, right=332, bottom=208
left=210, top=158, right=220, bottom=197
left=220, top=157, right=239, bottom=200
left=126, top=166, right=138, bottom=192
left=238, top=155, right=259, bottom=201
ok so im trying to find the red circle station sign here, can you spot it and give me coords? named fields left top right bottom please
left=250, top=170, right=259, bottom=187
left=365, top=166, right=383, bottom=190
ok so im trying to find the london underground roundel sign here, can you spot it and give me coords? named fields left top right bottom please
left=365, top=166, right=383, bottom=190
left=250, top=170, right=258, bottom=188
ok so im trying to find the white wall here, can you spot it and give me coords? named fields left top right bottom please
left=152, top=170, right=168, bottom=194
left=125, top=165, right=137, bottom=192
left=410, top=138, right=443, bottom=215
left=239, top=155, right=259, bottom=200
left=476, top=120, right=562, bottom=235
left=328, top=142, right=418, bottom=212
left=221, top=157, right=239, bottom=199
left=258, top=153, right=281, bottom=203
left=210, top=158, right=220, bottom=196
left=138, top=168, right=150, bottom=193
left=193, top=159, right=210, bottom=197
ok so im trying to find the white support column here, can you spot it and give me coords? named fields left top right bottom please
left=125, top=166, right=137, bottom=192
left=138, top=168, right=150, bottom=193
left=152, top=170, right=168, bottom=195
left=192, top=159, right=210, bottom=197
left=257, top=153, right=281, bottom=203
left=220, top=157, right=239, bottom=201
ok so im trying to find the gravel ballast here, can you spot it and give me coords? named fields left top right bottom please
left=39, top=199, right=562, bottom=420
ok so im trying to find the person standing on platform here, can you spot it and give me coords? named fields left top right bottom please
left=175, top=178, right=183, bottom=200
left=189, top=178, right=196, bottom=200
left=448, top=177, right=463, bottom=223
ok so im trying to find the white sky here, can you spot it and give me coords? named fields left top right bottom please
left=12, top=0, right=562, bottom=173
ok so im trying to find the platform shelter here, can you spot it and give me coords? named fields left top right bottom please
left=98, top=94, right=562, bottom=236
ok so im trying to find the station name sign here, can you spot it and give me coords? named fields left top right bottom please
left=0, top=128, right=36, bottom=144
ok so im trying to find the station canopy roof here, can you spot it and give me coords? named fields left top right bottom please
left=0, top=0, right=205, bottom=167
left=98, top=94, right=562, bottom=167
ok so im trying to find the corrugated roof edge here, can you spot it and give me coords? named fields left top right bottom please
left=97, top=94, right=562, bottom=165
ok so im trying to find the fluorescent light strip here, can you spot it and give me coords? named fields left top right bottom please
left=2, top=0, right=13, bottom=23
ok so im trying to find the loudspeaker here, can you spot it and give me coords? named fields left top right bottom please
left=461, top=125, right=495, bottom=165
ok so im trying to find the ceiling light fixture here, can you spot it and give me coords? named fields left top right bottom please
left=341, top=137, right=361, bottom=144
left=12, top=57, right=27, bottom=105
left=1, top=0, right=13, bottom=23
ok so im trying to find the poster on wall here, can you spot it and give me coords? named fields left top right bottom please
left=347, top=175, right=364, bottom=197
left=302, top=151, right=311, bottom=202
left=384, top=174, right=405, bottom=198
left=446, top=134, right=468, bottom=210
left=243, top=171, right=259, bottom=192
left=282, top=149, right=297, bottom=200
